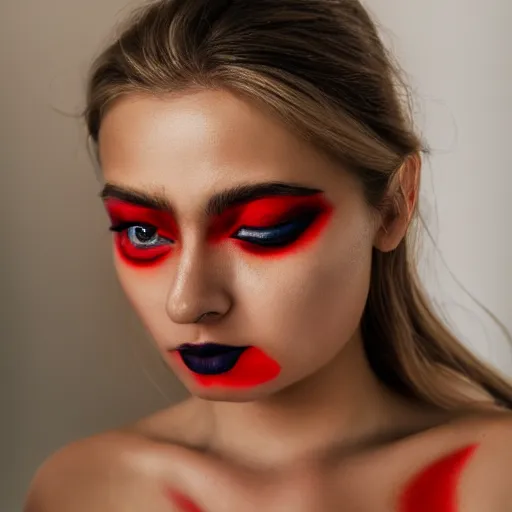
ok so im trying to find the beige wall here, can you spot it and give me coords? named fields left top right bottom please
left=366, top=0, right=512, bottom=372
left=1, top=1, right=187, bottom=509
left=1, top=0, right=510, bottom=510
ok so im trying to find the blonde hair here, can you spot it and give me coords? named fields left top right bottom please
left=84, top=0, right=512, bottom=410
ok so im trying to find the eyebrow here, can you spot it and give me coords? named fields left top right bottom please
left=99, top=181, right=324, bottom=217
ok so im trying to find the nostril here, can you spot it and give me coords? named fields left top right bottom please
left=194, top=311, right=220, bottom=323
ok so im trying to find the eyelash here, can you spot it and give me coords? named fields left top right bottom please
left=233, top=211, right=317, bottom=247
left=109, top=211, right=319, bottom=250
left=109, top=222, right=170, bottom=248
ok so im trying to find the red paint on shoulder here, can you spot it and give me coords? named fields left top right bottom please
left=399, top=444, right=479, bottom=512
left=166, top=489, right=204, bottom=512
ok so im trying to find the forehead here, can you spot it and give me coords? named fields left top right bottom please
left=98, top=89, right=357, bottom=211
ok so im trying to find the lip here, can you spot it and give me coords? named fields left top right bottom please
left=169, top=343, right=281, bottom=388
left=174, top=342, right=248, bottom=353
left=175, top=343, right=250, bottom=375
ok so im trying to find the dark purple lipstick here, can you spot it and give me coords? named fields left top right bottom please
left=175, top=343, right=249, bottom=375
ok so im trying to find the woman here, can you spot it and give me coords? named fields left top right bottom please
left=25, top=0, right=512, bottom=511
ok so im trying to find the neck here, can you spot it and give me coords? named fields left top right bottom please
left=197, top=330, right=431, bottom=472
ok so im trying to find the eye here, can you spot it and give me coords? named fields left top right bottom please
left=232, top=211, right=318, bottom=247
left=109, top=222, right=173, bottom=248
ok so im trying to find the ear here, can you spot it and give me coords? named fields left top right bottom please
left=374, top=153, right=421, bottom=253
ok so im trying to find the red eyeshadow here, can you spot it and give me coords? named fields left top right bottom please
left=399, top=444, right=479, bottom=512
left=104, top=199, right=178, bottom=268
left=104, top=193, right=333, bottom=267
left=104, top=199, right=178, bottom=233
left=207, top=194, right=333, bottom=258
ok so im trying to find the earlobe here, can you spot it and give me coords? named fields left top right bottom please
left=373, top=153, right=421, bottom=253
left=373, top=214, right=405, bottom=253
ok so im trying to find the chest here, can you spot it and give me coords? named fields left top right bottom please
left=184, top=444, right=479, bottom=512
left=323, top=444, right=477, bottom=512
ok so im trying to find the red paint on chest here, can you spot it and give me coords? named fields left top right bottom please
left=166, top=489, right=204, bottom=512
left=399, top=444, right=479, bottom=512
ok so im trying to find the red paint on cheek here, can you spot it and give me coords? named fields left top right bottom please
left=171, top=346, right=281, bottom=388
left=104, top=199, right=178, bottom=269
left=207, top=194, right=334, bottom=258
left=399, top=444, right=479, bottom=512
left=166, top=489, right=203, bottom=512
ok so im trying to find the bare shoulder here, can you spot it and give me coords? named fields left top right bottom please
left=391, top=410, right=512, bottom=512
left=330, top=409, right=512, bottom=511
left=24, top=412, right=258, bottom=512
left=23, top=431, right=179, bottom=512
left=454, top=411, right=512, bottom=511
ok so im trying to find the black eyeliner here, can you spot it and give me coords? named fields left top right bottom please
left=108, top=221, right=155, bottom=233
left=233, top=210, right=319, bottom=247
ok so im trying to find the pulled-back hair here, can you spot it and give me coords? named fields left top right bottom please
left=84, top=0, right=512, bottom=410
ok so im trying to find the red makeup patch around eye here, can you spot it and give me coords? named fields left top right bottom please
left=104, top=199, right=178, bottom=268
left=398, top=444, right=479, bottom=512
left=104, top=199, right=178, bottom=232
left=207, top=194, right=334, bottom=257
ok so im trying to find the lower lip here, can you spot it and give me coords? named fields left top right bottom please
left=170, top=346, right=281, bottom=388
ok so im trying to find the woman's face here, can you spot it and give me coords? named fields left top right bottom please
left=98, top=89, right=379, bottom=402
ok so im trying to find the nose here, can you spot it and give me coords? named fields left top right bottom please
left=165, top=242, right=231, bottom=325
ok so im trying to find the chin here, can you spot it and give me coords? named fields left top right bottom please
left=192, top=390, right=264, bottom=403
left=186, top=382, right=278, bottom=403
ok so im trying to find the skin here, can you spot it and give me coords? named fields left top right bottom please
left=399, top=444, right=479, bottom=512
left=98, top=88, right=432, bottom=470
left=23, top=88, right=512, bottom=512
left=164, top=443, right=482, bottom=512
left=25, top=414, right=512, bottom=512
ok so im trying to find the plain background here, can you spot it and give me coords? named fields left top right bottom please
left=1, top=0, right=511, bottom=510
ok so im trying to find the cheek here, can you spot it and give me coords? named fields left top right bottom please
left=294, top=241, right=372, bottom=337
left=113, top=257, right=170, bottom=341
left=115, top=267, right=152, bottom=316
left=240, top=224, right=373, bottom=359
